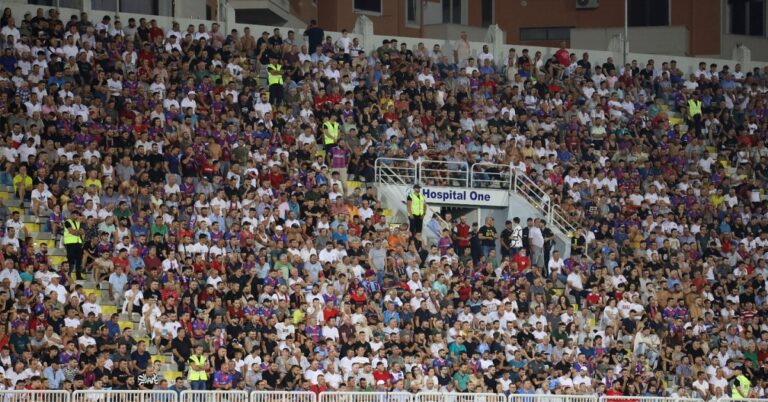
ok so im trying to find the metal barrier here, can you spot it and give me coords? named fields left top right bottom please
left=2, top=391, right=71, bottom=402
left=416, top=393, right=507, bottom=402
left=180, top=391, right=250, bottom=402
left=374, top=158, right=417, bottom=185
left=251, top=392, right=316, bottom=402
left=22, top=391, right=764, bottom=402
left=600, top=397, right=674, bottom=402
left=510, top=395, right=598, bottom=402
left=319, top=392, right=412, bottom=402
left=421, top=159, right=469, bottom=187
left=72, top=390, right=177, bottom=402
left=470, top=163, right=512, bottom=189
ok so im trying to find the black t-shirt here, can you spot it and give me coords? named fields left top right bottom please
left=172, top=336, right=193, bottom=361
left=479, top=225, right=497, bottom=247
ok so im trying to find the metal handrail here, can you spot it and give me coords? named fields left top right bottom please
left=419, top=159, right=469, bottom=187
left=469, top=162, right=512, bottom=189
left=374, top=158, right=416, bottom=185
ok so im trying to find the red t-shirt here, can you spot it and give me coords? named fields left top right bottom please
left=555, top=48, right=570, bottom=66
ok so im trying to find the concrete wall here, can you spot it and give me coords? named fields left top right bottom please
left=722, top=34, right=768, bottom=62
left=571, top=26, right=689, bottom=57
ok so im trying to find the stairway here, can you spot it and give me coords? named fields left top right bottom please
left=0, top=185, right=182, bottom=381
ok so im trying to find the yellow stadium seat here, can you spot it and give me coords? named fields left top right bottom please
left=382, top=209, right=394, bottom=217
left=669, top=117, right=683, bottom=126
left=0, top=192, right=9, bottom=200
left=24, top=222, right=41, bottom=233
left=660, top=104, right=669, bottom=111
left=10, top=207, right=24, bottom=215
left=51, top=255, right=67, bottom=266
left=118, top=321, right=134, bottom=330
left=347, top=181, right=362, bottom=189
left=552, top=288, right=564, bottom=297
left=164, top=371, right=183, bottom=381
left=315, top=150, right=326, bottom=159
left=34, top=239, right=55, bottom=248
left=152, top=355, right=166, bottom=363
left=83, top=289, right=102, bottom=299
left=101, top=305, right=118, bottom=316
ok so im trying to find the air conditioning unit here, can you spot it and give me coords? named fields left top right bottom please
left=576, top=0, right=599, bottom=9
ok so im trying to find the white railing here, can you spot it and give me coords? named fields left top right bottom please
left=1, top=391, right=71, bottom=402
left=470, top=163, right=512, bottom=189
left=250, top=391, right=316, bottom=402
left=12, top=391, right=756, bottom=402
left=319, top=392, right=413, bottom=402
left=375, top=158, right=417, bottom=185
left=509, top=396, right=598, bottom=402
left=421, top=159, right=469, bottom=188
left=180, top=391, right=250, bottom=402
left=415, top=393, right=507, bottom=402
left=72, top=390, right=178, bottom=402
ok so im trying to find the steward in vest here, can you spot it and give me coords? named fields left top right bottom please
left=407, top=184, right=427, bottom=236
left=322, top=115, right=340, bottom=152
left=188, top=345, right=208, bottom=390
left=688, top=92, right=703, bottom=136
left=267, top=55, right=284, bottom=106
left=731, top=373, right=751, bottom=399
left=63, top=210, right=85, bottom=280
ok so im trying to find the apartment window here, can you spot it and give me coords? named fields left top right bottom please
left=481, top=0, right=493, bottom=27
left=519, top=27, right=571, bottom=41
left=442, top=0, right=461, bottom=24
left=406, top=0, right=421, bottom=24
left=628, top=0, right=669, bottom=26
left=354, top=0, right=382, bottom=14
left=729, top=0, right=765, bottom=36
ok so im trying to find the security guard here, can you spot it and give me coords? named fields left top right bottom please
left=322, top=115, right=340, bottom=152
left=688, top=92, right=703, bottom=136
left=731, top=372, right=751, bottom=399
left=407, top=184, right=427, bottom=236
left=63, top=210, right=84, bottom=280
left=188, top=345, right=208, bottom=390
left=267, top=55, right=284, bottom=106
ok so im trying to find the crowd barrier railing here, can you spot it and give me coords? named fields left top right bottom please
left=180, top=390, right=250, bottom=402
left=22, top=390, right=768, bottom=402
left=319, top=392, right=414, bottom=402
left=72, top=390, right=178, bottom=402
left=251, top=391, right=317, bottom=402
left=1, top=391, right=71, bottom=402
left=416, top=393, right=509, bottom=402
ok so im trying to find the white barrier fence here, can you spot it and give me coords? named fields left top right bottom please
left=20, top=391, right=768, bottom=402
left=319, top=392, right=413, bottom=402
left=1, top=391, right=71, bottom=402
left=250, top=392, right=317, bottom=402
left=509, top=395, right=598, bottom=402
left=180, top=391, right=250, bottom=402
left=415, top=393, right=508, bottom=402
left=72, top=390, right=178, bottom=402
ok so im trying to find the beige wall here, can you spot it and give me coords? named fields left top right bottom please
left=571, top=26, right=690, bottom=57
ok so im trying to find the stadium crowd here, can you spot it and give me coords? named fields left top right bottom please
left=0, top=6, right=767, bottom=401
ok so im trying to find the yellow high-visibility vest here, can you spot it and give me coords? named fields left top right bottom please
left=62, top=219, right=82, bottom=245
left=688, top=99, right=702, bottom=118
left=267, top=63, right=283, bottom=86
left=409, top=193, right=425, bottom=216
left=323, top=121, right=339, bottom=145
left=731, top=374, right=751, bottom=399
left=188, top=355, right=208, bottom=381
